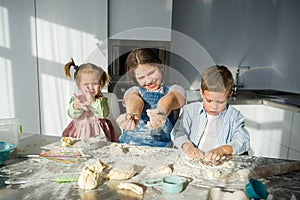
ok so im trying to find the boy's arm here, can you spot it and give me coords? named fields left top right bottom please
left=204, top=110, right=250, bottom=161
left=228, top=110, right=250, bottom=155
left=170, top=106, right=192, bottom=148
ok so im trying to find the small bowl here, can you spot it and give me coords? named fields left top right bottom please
left=162, top=175, right=186, bottom=194
left=0, top=141, right=17, bottom=164
left=246, top=178, right=269, bottom=199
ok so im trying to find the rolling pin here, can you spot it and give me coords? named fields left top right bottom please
left=237, top=160, right=300, bottom=181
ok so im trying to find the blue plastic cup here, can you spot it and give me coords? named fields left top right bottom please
left=246, top=178, right=269, bottom=199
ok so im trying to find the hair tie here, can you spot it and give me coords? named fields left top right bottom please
left=73, top=65, right=79, bottom=70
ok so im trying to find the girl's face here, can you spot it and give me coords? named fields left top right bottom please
left=78, top=72, right=100, bottom=97
left=200, top=89, right=230, bottom=116
left=134, top=64, right=163, bottom=91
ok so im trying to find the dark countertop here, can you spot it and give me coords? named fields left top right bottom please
left=230, top=89, right=300, bottom=112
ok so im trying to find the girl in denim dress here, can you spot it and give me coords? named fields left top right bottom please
left=116, top=48, right=186, bottom=147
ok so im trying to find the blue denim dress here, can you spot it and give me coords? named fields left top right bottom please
left=118, top=86, right=175, bottom=147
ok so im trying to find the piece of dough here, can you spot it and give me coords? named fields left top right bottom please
left=78, top=160, right=106, bottom=190
left=61, top=137, right=74, bottom=147
left=107, top=164, right=138, bottom=180
left=109, top=143, right=129, bottom=155
left=146, top=165, right=172, bottom=178
left=208, top=187, right=248, bottom=200
left=204, top=168, right=221, bottom=179
left=117, top=182, right=144, bottom=195
left=220, top=172, right=240, bottom=183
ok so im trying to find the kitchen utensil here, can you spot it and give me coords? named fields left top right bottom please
left=245, top=178, right=269, bottom=199
left=0, top=141, right=17, bottom=164
left=4, top=173, right=80, bottom=184
left=144, top=175, right=187, bottom=194
left=18, top=148, right=82, bottom=165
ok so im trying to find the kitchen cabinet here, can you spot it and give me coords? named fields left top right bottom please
left=289, top=112, right=300, bottom=160
left=233, top=104, right=293, bottom=159
left=108, top=0, right=172, bottom=41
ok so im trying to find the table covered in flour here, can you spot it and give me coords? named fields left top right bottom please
left=0, top=134, right=300, bottom=200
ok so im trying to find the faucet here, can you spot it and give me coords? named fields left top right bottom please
left=232, top=66, right=250, bottom=97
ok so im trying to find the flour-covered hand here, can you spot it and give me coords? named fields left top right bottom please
left=183, top=143, right=204, bottom=160
left=116, top=113, right=139, bottom=130
left=204, top=147, right=225, bottom=161
left=146, top=109, right=167, bottom=130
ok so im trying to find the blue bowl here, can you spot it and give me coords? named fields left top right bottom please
left=246, top=178, right=269, bottom=199
left=0, top=142, right=17, bottom=164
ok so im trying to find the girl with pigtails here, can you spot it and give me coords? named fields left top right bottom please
left=62, top=58, right=117, bottom=141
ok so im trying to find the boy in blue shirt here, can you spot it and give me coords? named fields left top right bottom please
left=171, top=65, right=250, bottom=162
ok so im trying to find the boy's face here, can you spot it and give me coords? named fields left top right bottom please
left=200, top=89, right=231, bottom=116
left=134, top=64, right=163, bottom=91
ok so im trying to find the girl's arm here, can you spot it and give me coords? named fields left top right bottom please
left=89, top=97, right=110, bottom=119
left=147, top=85, right=186, bottom=130
left=157, top=90, right=186, bottom=115
left=124, top=91, right=144, bottom=118
left=67, top=97, right=84, bottom=119
left=116, top=91, right=143, bottom=130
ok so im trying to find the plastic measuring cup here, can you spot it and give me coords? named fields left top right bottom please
left=145, top=175, right=187, bottom=194
left=0, top=118, right=22, bottom=147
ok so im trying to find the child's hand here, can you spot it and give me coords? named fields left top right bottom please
left=204, top=147, right=225, bottom=161
left=146, top=109, right=166, bottom=130
left=116, top=113, right=139, bottom=130
left=183, top=143, right=204, bottom=159
left=204, top=145, right=233, bottom=162
left=73, top=93, right=89, bottom=111
left=84, top=86, right=96, bottom=106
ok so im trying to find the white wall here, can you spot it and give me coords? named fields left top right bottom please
left=35, top=0, right=108, bottom=136
left=0, top=0, right=108, bottom=135
left=0, top=0, right=172, bottom=136
left=0, top=0, right=40, bottom=134
left=272, top=1, right=300, bottom=93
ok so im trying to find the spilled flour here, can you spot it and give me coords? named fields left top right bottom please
left=1, top=138, right=300, bottom=199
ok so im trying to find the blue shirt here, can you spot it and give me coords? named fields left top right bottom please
left=171, top=102, right=250, bottom=155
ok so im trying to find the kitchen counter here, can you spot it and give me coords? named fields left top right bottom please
left=230, top=89, right=300, bottom=113
left=1, top=134, right=300, bottom=200
left=187, top=89, right=300, bottom=112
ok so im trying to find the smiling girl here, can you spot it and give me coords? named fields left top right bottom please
left=117, top=48, right=186, bottom=147
left=62, top=58, right=116, bottom=141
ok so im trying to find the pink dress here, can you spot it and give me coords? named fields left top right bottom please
left=62, top=96, right=117, bottom=142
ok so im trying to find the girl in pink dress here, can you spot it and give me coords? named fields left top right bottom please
left=62, top=58, right=116, bottom=141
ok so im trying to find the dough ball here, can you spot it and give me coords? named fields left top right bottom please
left=117, top=182, right=144, bottom=195
left=61, top=137, right=74, bottom=147
left=107, top=164, right=138, bottom=180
